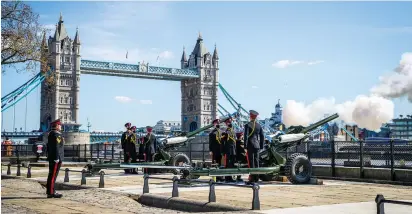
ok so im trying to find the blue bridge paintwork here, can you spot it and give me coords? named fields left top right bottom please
left=80, top=60, right=199, bottom=81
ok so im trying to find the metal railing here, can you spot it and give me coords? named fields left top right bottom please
left=375, top=194, right=412, bottom=214
left=2, top=139, right=412, bottom=181
left=143, top=175, right=261, bottom=210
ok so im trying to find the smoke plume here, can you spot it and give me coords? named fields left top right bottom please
left=283, top=52, right=412, bottom=131
left=370, top=52, right=412, bottom=102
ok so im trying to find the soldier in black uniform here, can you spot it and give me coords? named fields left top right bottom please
left=46, top=119, right=63, bottom=198
left=143, top=126, right=156, bottom=162
left=243, top=110, right=265, bottom=183
left=128, top=126, right=138, bottom=174
left=121, top=122, right=132, bottom=173
left=222, top=117, right=236, bottom=182
left=235, top=132, right=246, bottom=182
left=209, top=119, right=224, bottom=181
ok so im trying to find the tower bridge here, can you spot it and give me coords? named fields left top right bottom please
left=2, top=14, right=279, bottom=144
left=38, top=14, right=219, bottom=133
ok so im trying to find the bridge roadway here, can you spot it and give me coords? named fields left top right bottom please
left=80, top=60, right=199, bottom=81
left=4, top=164, right=411, bottom=214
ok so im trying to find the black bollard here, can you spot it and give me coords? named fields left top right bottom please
left=16, top=164, right=21, bottom=176
left=375, top=194, right=385, bottom=214
left=99, top=171, right=105, bottom=188
left=81, top=169, right=86, bottom=185
left=143, top=174, right=149, bottom=194
left=208, top=179, right=216, bottom=202
left=27, top=166, right=31, bottom=178
left=252, top=183, right=260, bottom=210
left=7, top=163, right=11, bottom=175
left=172, top=176, right=179, bottom=197
left=64, top=168, right=69, bottom=182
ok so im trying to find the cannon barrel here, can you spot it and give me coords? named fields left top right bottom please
left=185, top=113, right=239, bottom=138
left=286, top=113, right=339, bottom=134
left=162, top=112, right=240, bottom=147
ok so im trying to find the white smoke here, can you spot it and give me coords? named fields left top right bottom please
left=370, top=52, right=412, bottom=102
left=283, top=52, right=412, bottom=131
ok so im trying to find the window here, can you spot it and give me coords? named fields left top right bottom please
left=64, top=112, right=67, bottom=120
left=65, top=97, right=68, bottom=104
left=60, top=97, right=63, bottom=104
left=60, top=80, right=64, bottom=85
left=69, top=97, right=72, bottom=104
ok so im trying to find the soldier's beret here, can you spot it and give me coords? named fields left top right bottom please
left=236, top=132, right=244, bottom=138
left=125, top=122, right=131, bottom=127
left=51, top=119, right=61, bottom=126
left=249, top=110, right=259, bottom=117
left=131, top=126, right=137, bottom=130
left=224, top=117, right=232, bottom=123
left=212, top=119, right=220, bottom=124
left=146, top=126, right=153, bottom=131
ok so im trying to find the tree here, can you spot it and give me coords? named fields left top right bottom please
left=1, top=1, right=49, bottom=74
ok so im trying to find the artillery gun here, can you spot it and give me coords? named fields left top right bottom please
left=257, top=113, right=339, bottom=183
left=86, top=113, right=239, bottom=175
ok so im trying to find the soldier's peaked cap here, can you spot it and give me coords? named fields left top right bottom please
left=249, top=110, right=259, bottom=116
left=51, top=119, right=61, bottom=126
left=125, top=122, right=131, bottom=127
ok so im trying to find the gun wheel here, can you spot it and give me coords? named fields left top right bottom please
left=170, top=153, right=191, bottom=175
left=284, top=153, right=312, bottom=184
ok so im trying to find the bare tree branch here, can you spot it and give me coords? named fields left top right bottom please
left=1, top=0, right=50, bottom=74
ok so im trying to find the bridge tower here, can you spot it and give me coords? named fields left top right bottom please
left=40, top=14, right=81, bottom=132
left=180, top=33, right=219, bottom=132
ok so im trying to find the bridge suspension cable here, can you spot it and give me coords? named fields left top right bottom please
left=2, top=67, right=53, bottom=113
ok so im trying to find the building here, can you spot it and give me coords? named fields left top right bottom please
left=180, top=33, right=219, bottom=132
left=39, top=14, right=81, bottom=132
left=153, top=120, right=181, bottom=134
left=387, top=115, right=412, bottom=140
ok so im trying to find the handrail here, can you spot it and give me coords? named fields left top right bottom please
left=143, top=174, right=260, bottom=210
left=375, top=194, right=412, bottom=214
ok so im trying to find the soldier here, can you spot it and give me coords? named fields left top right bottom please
left=143, top=126, right=156, bottom=162
left=121, top=122, right=132, bottom=174
left=243, top=110, right=265, bottom=184
left=46, top=119, right=64, bottom=198
left=128, top=126, right=138, bottom=174
left=235, top=132, right=246, bottom=182
left=222, top=117, right=236, bottom=182
left=209, top=119, right=224, bottom=181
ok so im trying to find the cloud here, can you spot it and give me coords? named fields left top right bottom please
left=272, top=60, right=304, bottom=68
left=140, top=100, right=153, bottom=105
left=114, top=96, right=133, bottom=103
left=307, top=60, right=325, bottom=65
left=272, top=60, right=325, bottom=68
left=251, top=86, right=258, bottom=89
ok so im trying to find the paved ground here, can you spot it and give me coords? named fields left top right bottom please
left=3, top=166, right=412, bottom=214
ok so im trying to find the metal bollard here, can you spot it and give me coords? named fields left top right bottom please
left=143, top=174, right=149, bottom=194
left=375, top=194, right=385, bottom=214
left=81, top=169, right=86, bottom=185
left=7, top=163, right=11, bottom=175
left=64, top=168, right=70, bottom=182
left=172, top=176, right=179, bottom=197
left=99, top=171, right=105, bottom=188
left=16, top=164, right=21, bottom=176
left=208, top=179, right=216, bottom=202
left=27, top=166, right=31, bottom=178
left=252, top=183, right=260, bottom=210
